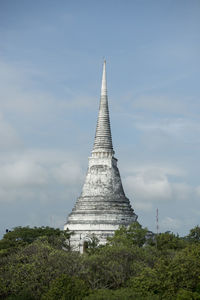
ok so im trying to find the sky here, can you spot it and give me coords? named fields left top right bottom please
left=0, top=0, right=200, bottom=237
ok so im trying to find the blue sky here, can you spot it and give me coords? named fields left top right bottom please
left=0, top=0, right=200, bottom=237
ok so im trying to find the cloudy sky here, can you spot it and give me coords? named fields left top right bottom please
left=0, top=0, right=200, bottom=237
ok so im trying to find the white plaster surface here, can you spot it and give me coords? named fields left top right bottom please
left=65, top=154, right=137, bottom=252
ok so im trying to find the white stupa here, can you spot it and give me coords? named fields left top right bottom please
left=64, top=61, right=137, bottom=252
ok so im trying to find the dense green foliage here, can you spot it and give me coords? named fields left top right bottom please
left=0, top=226, right=71, bottom=257
left=41, top=274, right=89, bottom=300
left=1, top=223, right=200, bottom=299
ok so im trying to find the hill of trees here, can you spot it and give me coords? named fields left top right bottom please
left=1, top=223, right=200, bottom=299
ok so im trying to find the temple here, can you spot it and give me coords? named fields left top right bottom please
left=64, top=61, right=137, bottom=252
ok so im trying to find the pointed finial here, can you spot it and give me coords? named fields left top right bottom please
left=101, top=59, right=107, bottom=96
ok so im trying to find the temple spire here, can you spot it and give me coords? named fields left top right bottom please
left=101, top=59, right=107, bottom=96
left=93, top=60, right=114, bottom=154
left=64, top=61, right=137, bottom=253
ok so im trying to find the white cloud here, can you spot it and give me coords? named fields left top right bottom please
left=161, top=217, right=182, bottom=232
left=0, top=147, right=84, bottom=202
left=0, top=113, right=22, bottom=150
left=135, top=118, right=184, bottom=136
left=0, top=50, right=198, bottom=236
left=47, top=214, right=66, bottom=228
left=124, top=171, right=172, bottom=202
left=122, top=164, right=195, bottom=214
left=172, top=183, right=192, bottom=201
left=195, top=186, right=200, bottom=197
left=52, top=162, right=83, bottom=185
left=0, top=160, right=48, bottom=188
left=124, top=164, right=185, bottom=177
left=0, top=186, right=47, bottom=203
left=132, top=95, right=188, bottom=115
left=0, top=60, right=96, bottom=125
left=135, top=117, right=200, bottom=142
left=133, top=201, right=153, bottom=212
left=123, top=164, right=185, bottom=202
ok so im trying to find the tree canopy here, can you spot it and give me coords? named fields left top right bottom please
left=1, top=224, right=200, bottom=299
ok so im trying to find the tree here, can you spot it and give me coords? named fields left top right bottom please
left=129, top=243, right=200, bottom=298
left=156, top=231, right=185, bottom=251
left=81, top=242, right=148, bottom=289
left=84, top=234, right=100, bottom=254
left=168, top=244, right=200, bottom=293
left=0, top=240, right=82, bottom=299
left=108, top=222, right=148, bottom=248
left=2, top=224, right=200, bottom=299
left=42, top=274, right=89, bottom=300
left=176, top=289, right=200, bottom=300
left=83, top=288, right=159, bottom=300
left=0, top=226, right=73, bottom=257
left=5, top=290, right=35, bottom=300
left=186, top=226, right=200, bottom=243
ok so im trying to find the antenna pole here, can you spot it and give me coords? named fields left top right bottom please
left=156, top=208, right=159, bottom=235
left=156, top=208, right=159, bottom=249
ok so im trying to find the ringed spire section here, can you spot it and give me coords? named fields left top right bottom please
left=93, top=60, right=114, bottom=155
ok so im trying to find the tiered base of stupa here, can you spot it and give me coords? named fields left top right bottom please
left=64, top=155, right=137, bottom=252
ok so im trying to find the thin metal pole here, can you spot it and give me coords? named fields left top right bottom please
left=156, top=208, right=159, bottom=249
